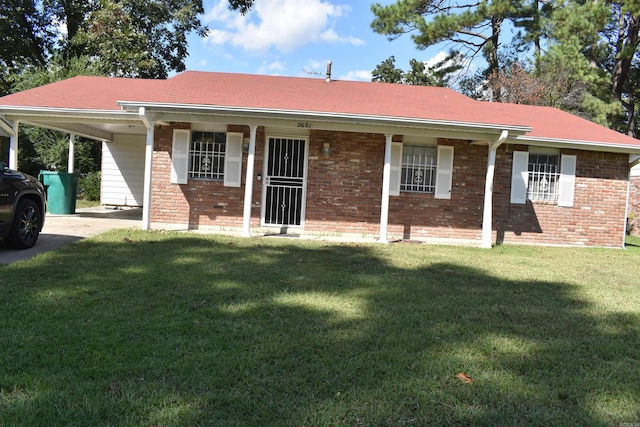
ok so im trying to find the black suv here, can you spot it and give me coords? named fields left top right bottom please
left=0, top=161, right=46, bottom=249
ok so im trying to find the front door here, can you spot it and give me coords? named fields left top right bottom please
left=262, top=137, right=307, bottom=228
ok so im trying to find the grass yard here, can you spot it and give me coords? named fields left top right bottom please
left=1, top=231, right=639, bottom=426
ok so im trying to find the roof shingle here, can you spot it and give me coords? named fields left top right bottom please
left=1, top=71, right=639, bottom=148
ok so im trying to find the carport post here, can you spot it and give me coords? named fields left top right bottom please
left=379, top=134, right=393, bottom=243
left=242, top=125, right=258, bottom=237
left=9, top=120, right=19, bottom=169
left=481, top=130, right=508, bottom=249
left=68, top=133, right=75, bottom=173
left=139, top=108, right=154, bottom=231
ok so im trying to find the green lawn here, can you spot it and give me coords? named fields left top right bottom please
left=1, top=231, right=639, bottom=426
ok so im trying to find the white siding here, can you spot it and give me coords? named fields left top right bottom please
left=632, top=163, right=640, bottom=177
left=101, top=134, right=145, bottom=206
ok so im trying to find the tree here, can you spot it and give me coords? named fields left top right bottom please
left=602, top=0, right=640, bottom=135
left=541, top=0, right=621, bottom=126
left=227, top=0, right=254, bottom=14
left=487, top=61, right=546, bottom=105
left=1, top=0, right=208, bottom=83
left=372, top=52, right=463, bottom=86
left=70, top=0, right=207, bottom=79
left=371, top=56, right=404, bottom=83
left=10, top=56, right=105, bottom=176
left=0, top=0, right=56, bottom=95
left=371, top=0, right=528, bottom=98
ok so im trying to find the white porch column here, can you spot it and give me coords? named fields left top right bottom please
left=9, top=121, right=19, bottom=169
left=139, top=108, right=154, bottom=231
left=242, top=125, right=258, bottom=237
left=379, top=134, right=393, bottom=243
left=68, top=133, right=76, bottom=173
left=481, top=130, right=508, bottom=249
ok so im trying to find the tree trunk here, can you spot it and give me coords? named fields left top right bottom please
left=488, top=16, right=503, bottom=101
left=612, top=13, right=640, bottom=101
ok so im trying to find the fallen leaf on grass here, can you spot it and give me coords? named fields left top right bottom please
left=457, top=372, right=473, bottom=383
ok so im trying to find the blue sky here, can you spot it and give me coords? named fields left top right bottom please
left=184, top=0, right=449, bottom=81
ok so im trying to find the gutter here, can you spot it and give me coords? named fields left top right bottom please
left=116, top=101, right=532, bottom=136
left=0, top=105, right=139, bottom=121
left=514, top=135, right=640, bottom=154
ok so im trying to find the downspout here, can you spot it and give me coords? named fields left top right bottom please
left=625, top=154, right=640, bottom=247
left=242, top=125, right=258, bottom=237
left=481, top=130, right=509, bottom=248
left=139, top=107, right=154, bottom=231
left=379, top=134, right=393, bottom=243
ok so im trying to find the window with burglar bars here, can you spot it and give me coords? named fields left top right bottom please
left=400, top=145, right=437, bottom=193
left=189, top=131, right=226, bottom=180
left=527, top=154, right=559, bottom=202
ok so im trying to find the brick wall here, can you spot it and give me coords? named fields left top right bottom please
left=151, top=123, right=264, bottom=230
left=305, top=130, right=386, bottom=234
left=494, top=147, right=629, bottom=247
left=388, top=139, right=486, bottom=242
left=151, top=124, right=630, bottom=247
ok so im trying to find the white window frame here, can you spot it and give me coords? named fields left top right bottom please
left=400, top=145, right=438, bottom=193
left=189, top=131, right=227, bottom=181
left=170, top=129, right=244, bottom=187
left=390, top=142, right=453, bottom=199
left=510, top=149, right=576, bottom=206
left=527, top=151, right=560, bottom=202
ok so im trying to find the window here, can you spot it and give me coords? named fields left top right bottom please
left=527, top=153, right=559, bottom=202
left=510, top=150, right=576, bottom=207
left=172, top=130, right=243, bottom=187
left=400, top=145, right=437, bottom=193
left=189, top=131, right=226, bottom=180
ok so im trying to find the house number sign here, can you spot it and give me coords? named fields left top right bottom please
left=296, top=122, right=312, bottom=129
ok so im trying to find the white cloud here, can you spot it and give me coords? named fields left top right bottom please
left=204, top=0, right=363, bottom=54
left=257, top=60, right=287, bottom=74
left=425, top=51, right=448, bottom=68
left=339, top=70, right=371, bottom=81
left=319, top=29, right=365, bottom=46
left=267, top=61, right=286, bottom=72
left=422, top=51, right=475, bottom=87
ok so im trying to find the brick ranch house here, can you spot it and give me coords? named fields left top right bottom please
left=1, top=71, right=640, bottom=248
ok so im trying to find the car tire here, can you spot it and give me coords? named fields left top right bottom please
left=4, top=199, right=42, bottom=249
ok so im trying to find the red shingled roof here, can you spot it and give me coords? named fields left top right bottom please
left=483, top=102, right=639, bottom=147
left=1, top=71, right=639, bottom=149
left=0, top=76, right=162, bottom=110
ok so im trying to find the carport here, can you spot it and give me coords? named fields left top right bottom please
left=0, top=85, right=154, bottom=230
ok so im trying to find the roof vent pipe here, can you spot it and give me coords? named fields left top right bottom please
left=326, top=61, right=332, bottom=82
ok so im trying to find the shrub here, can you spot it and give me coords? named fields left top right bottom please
left=79, top=171, right=101, bottom=201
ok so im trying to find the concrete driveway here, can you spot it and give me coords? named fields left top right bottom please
left=0, top=206, right=142, bottom=265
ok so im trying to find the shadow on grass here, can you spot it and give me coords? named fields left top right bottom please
left=1, top=232, right=638, bottom=426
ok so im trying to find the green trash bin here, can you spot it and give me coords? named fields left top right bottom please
left=38, top=171, right=78, bottom=214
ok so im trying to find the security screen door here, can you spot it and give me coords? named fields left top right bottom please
left=262, top=137, right=307, bottom=227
